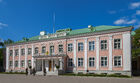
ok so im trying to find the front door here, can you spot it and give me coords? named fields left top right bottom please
left=49, top=60, right=52, bottom=71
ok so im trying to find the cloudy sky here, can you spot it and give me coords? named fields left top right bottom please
left=0, top=0, right=140, bottom=41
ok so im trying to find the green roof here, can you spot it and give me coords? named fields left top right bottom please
left=14, top=25, right=132, bottom=44
left=131, top=31, right=136, bottom=36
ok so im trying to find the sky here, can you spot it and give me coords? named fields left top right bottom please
left=0, top=0, right=140, bottom=42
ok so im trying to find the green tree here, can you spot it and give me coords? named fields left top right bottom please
left=132, top=28, right=140, bottom=58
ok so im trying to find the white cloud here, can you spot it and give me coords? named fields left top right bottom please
left=0, top=22, right=8, bottom=29
left=130, top=2, right=140, bottom=9
left=114, top=18, right=136, bottom=25
left=108, top=10, right=116, bottom=14
left=136, top=10, right=140, bottom=15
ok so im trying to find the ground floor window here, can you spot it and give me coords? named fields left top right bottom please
left=114, top=56, right=121, bottom=67
left=21, top=60, right=25, bottom=67
left=78, top=58, right=83, bottom=67
left=68, top=58, right=73, bottom=67
left=15, top=61, right=18, bottom=67
left=28, top=60, right=31, bottom=67
left=9, top=61, right=12, bottom=67
left=101, top=57, right=107, bottom=67
left=89, top=57, right=95, bottom=67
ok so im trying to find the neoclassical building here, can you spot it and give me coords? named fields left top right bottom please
left=6, top=25, right=133, bottom=76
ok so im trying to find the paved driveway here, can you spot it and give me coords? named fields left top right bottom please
left=0, top=74, right=140, bottom=83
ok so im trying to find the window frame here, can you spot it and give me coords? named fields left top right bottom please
left=9, top=50, right=13, bottom=56
left=78, top=42, right=84, bottom=52
left=9, top=61, right=13, bottom=67
left=100, top=40, right=107, bottom=50
left=15, top=49, right=19, bottom=56
left=28, top=48, right=32, bottom=55
left=50, top=46, right=54, bottom=55
left=113, top=56, right=122, bottom=67
left=89, top=41, right=95, bottom=51
left=100, top=56, right=108, bottom=67
left=42, top=46, right=46, bottom=53
left=89, top=57, right=95, bottom=67
left=67, top=43, right=73, bottom=52
left=78, top=58, right=84, bottom=67
left=58, top=44, right=63, bottom=53
left=21, top=60, right=25, bottom=67
left=15, top=61, right=18, bottom=67
left=28, top=60, right=31, bottom=67
left=114, top=39, right=121, bottom=49
left=68, top=58, right=73, bottom=67
left=21, top=48, right=25, bottom=55
left=34, top=47, right=39, bottom=54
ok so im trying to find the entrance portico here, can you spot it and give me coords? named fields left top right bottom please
left=34, top=54, right=67, bottom=75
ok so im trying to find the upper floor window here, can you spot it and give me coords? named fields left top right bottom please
left=15, top=49, right=19, bottom=56
left=34, top=47, right=39, bottom=54
left=9, top=61, right=12, bottom=67
left=9, top=50, right=13, bottom=56
left=101, top=57, right=107, bottom=67
left=50, top=46, right=54, bottom=55
left=68, top=43, right=73, bottom=52
left=15, top=61, right=18, bottom=67
left=89, top=41, right=95, bottom=51
left=21, top=60, right=25, bottom=67
left=58, top=45, right=63, bottom=53
left=78, top=58, right=83, bottom=67
left=101, top=40, right=107, bottom=50
left=68, top=58, right=73, bottom=67
left=42, top=46, right=46, bottom=53
left=78, top=42, right=84, bottom=51
left=28, top=48, right=32, bottom=55
left=89, top=57, right=95, bottom=67
left=114, top=39, right=121, bottom=49
left=114, top=56, right=121, bottom=67
left=21, top=48, right=25, bottom=55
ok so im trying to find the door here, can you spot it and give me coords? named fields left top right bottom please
left=49, top=60, right=52, bottom=71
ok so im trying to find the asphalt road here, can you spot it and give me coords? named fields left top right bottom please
left=0, top=74, right=140, bottom=83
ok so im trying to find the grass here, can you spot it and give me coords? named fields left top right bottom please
left=60, top=73, right=131, bottom=78
left=0, top=72, right=26, bottom=74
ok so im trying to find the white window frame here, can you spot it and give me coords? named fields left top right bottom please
left=42, top=46, right=46, bottom=53
left=100, top=56, right=108, bottom=67
left=9, top=50, right=13, bottom=56
left=15, top=61, right=18, bottom=67
left=21, top=60, right=25, bottom=67
left=34, top=47, right=39, bottom=54
left=78, top=42, right=84, bottom=52
left=100, top=40, right=107, bottom=50
left=9, top=61, right=13, bottom=67
left=113, top=39, right=122, bottom=49
left=15, top=49, right=19, bottom=56
left=113, top=56, right=122, bottom=67
left=67, top=43, right=73, bottom=52
left=88, top=41, right=95, bottom=51
left=68, top=58, right=73, bottom=67
left=28, top=48, right=32, bottom=55
left=89, top=57, right=95, bottom=67
left=58, top=44, right=63, bottom=53
left=78, top=58, right=84, bottom=67
left=21, top=48, right=25, bottom=55
left=28, top=60, right=31, bottom=67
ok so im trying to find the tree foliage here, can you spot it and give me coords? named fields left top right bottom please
left=132, top=28, right=140, bottom=58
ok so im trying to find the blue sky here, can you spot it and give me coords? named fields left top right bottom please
left=0, top=0, right=140, bottom=41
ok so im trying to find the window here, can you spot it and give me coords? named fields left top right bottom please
left=34, top=47, right=39, bottom=54
left=78, top=58, right=83, bottom=67
left=89, top=57, right=95, bottom=67
left=21, top=60, right=25, bottom=67
left=78, top=43, right=84, bottom=51
left=50, top=46, right=54, bottom=55
left=21, top=48, right=25, bottom=55
left=114, top=56, right=121, bottom=67
left=9, top=61, right=12, bottom=67
left=101, top=57, right=107, bottom=67
left=68, top=43, right=73, bottom=52
left=114, top=39, right=121, bottom=49
left=101, top=40, right=107, bottom=50
left=28, top=60, right=31, bottom=67
left=68, top=58, right=73, bottom=67
left=89, top=41, right=95, bottom=51
left=15, top=49, right=19, bottom=56
left=15, top=61, right=18, bottom=67
left=59, top=45, right=63, bottom=53
left=42, top=46, right=46, bottom=53
left=28, top=48, right=32, bottom=55
left=9, top=50, right=13, bottom=56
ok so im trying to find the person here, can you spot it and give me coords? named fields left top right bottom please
left=25, top=68, right=28, bottom=76
left=32, top=68, right=36, bottom=76
left=43, top=68, right=46, bottom=76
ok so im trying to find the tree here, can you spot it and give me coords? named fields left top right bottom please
left=132, top=27, right=140, bottom=58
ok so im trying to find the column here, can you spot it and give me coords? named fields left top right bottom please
left=123, top=32, right=131, bottom=71
left=109, top=35, right=112, bottom=70
left=32, top=44, right=34, bottom=68
left=73, top=39, right=77, bottom=71
left=42, top=59, right=43, bottom=72
left=84, top=38, right=88, bottom=71
left=12, top=46, right=15, bottom=70
left=25, top=45, right=27, bottom=68
left=18, top=45, right=21, bottom=69
left=6, top=47, right=9, bottom=71
left=96, top=37, right=99, bottom=70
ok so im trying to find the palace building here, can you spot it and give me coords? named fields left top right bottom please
left=5, top=25, right=133, bottom=76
